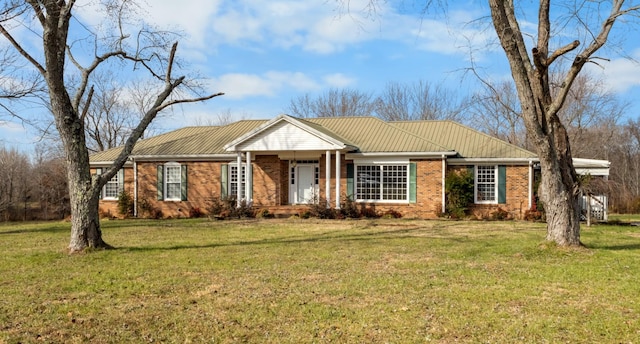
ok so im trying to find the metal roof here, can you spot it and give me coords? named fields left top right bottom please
left=90, top=116, right=536, bottom=162
left=391, top=120, right=537, bottom=159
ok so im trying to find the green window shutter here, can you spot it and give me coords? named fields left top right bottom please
left=466, top=166, right=474, bottom=180
left=221, top=164, right=228, bottom=198
left=409, top=162, right=417, bottom=203
left=157, top=165, right=164, bottom=200
left=498, top=165, right=507, bottom=204
left=96, top=168, right=103, bottom=199
left=181, top=164, right=188, bottom=201
left=346, top=163, right=354, bottom=199
left=117, top=169, right=125, bottom=194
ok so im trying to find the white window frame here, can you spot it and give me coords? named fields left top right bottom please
left=228, top=164, right=246, bottom=199
left=164, top=162, right=182, bottom=201
left=355, top=164, right=409, bottom=203
left=475, top=165, right=498, bottom=204
left=103, top=171, right=121, bottom=200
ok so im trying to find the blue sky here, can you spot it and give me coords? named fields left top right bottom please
left=1, top=0, right=640, bottom=152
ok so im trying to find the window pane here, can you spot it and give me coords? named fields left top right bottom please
left=356, top=165, right=381, bottom=200
left=166, top=166, right=181, bottom=199
left=104, top=171, right=120, bottom=198
left=476, top=166, right=496, bottom=202
left=229, top=165, right=245, bottom=198
left=382, top=165, right=407, bottom=200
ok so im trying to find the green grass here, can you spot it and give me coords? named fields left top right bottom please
left=1, top=218, right=639, bottom=343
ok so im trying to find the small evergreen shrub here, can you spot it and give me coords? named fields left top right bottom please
left=117, top=191, right=134, bottom=217
left=445, top=170, right=474, bottom=218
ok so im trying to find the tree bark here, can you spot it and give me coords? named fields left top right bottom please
left=488, top=0, right=582, bottom=246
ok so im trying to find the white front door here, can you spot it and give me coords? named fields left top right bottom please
left=294, top=164, right=316, bottom=204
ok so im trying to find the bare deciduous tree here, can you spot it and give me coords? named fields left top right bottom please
left=469, top=80, right=527, bottom=147
left=489, top=0, right=639, bottom=245
left=376, top=80, right=468, bottom=122
left=340, top=0, right=639, bottom=246
left=0, top=0, right=223, bottom=252
left=288, top=88, right=375, bottom=118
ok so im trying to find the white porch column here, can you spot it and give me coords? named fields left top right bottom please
left=246, top=151, right=252, bottom=204
left=325, top=150, right=331, bottom=208
left=335, top=150, right=341, bottom=209
left=236, top=152, right=242, bottom=207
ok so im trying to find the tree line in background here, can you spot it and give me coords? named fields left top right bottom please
left=1, top=74, right=639, bottom=221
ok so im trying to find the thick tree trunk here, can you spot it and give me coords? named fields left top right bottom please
left=68, top=185, right=110, bottom=252
left=538, top=154, right=582, bottom=246
left=57, top=102, right=112, bottom=253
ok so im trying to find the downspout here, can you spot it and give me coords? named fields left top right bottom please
left=442, top=154, right=446, bottom=213
left=133, top=158, right=138, bottom=217
left=528, top=160, right=533, bottom=209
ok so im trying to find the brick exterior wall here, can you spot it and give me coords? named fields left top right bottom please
left=94, top=167, right=134, bottom=218
left=469, top=165, right=530, bottom=220
left=446, top=165, right=531, bottom=220
left=96, top=157, right=531, bottom=219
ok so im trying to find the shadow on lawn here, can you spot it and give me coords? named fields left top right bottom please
left=121, top=225, right=468, bottom=252
left=587, top=243, right=640, bottom=251
left=0, top=224, right=70, bottom=235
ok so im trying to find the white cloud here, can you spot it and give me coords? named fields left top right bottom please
left=211, top=71, right=320, bottom=99
left=591, top=55, right=640, bottom=93
left=323, top=73, right=356, bottom=88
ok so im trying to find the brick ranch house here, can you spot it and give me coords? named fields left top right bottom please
left=89, top=114, right=610, bottom=219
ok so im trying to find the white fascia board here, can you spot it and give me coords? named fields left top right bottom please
left=129, top=154, right=239, bottom=161
left=90, top=161, right=133, bottom=167
left=447, top=157, right=538, bottom=165
left=575, top=168, right=609, bottom=176
left=346, top=151, right=457, bottom=160
left=573, top=158, right=611, bottom=168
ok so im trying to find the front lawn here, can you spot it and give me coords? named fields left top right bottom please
left=0, top=218, right=638, bottom=343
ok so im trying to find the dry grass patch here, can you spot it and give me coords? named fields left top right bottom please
left=1, top=218, right=639, bottom=343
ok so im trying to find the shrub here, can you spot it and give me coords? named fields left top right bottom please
left=256, top=208, right=274, bottom=218
left=340, top=195, right=361, bottom=218
left=524, top=208, right=543, bottom=221
left=117, top=191, right=134, bottom=217
left=207, top=196, right=255, bottom=219
left=491, top=207, right=509, bottom=220
left=381, top=209, right=403, bottom=219
left=445, top=170, right=474, bottom=218
left=189, top=207, right=204, bottom=218
left=359, top=205, right=380, bottom=218
left=306, top=197, right=337, bottom=219
left=137, top=197, right=162, bottom=219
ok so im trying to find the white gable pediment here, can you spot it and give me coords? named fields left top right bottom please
left=238, top=121, right=341, bottom=151
left=225, top=115, right=348, bottom=152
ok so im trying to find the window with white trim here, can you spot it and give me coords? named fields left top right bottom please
left=356, top=164, right=408, bottom=202
left=475, top=165, right=497, bottom=203
left=229, top=164, right=246, bottom=199
left=103, top=171, right=121, bottom=199
left=165, top=163, right=182, bottom=200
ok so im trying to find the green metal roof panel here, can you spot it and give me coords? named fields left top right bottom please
left=391, top=120, right=536, bottom=159
left=308, top=117, right=451, bottom=153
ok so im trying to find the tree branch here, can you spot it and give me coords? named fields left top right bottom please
left=0, top=24, right=46, bottom=76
